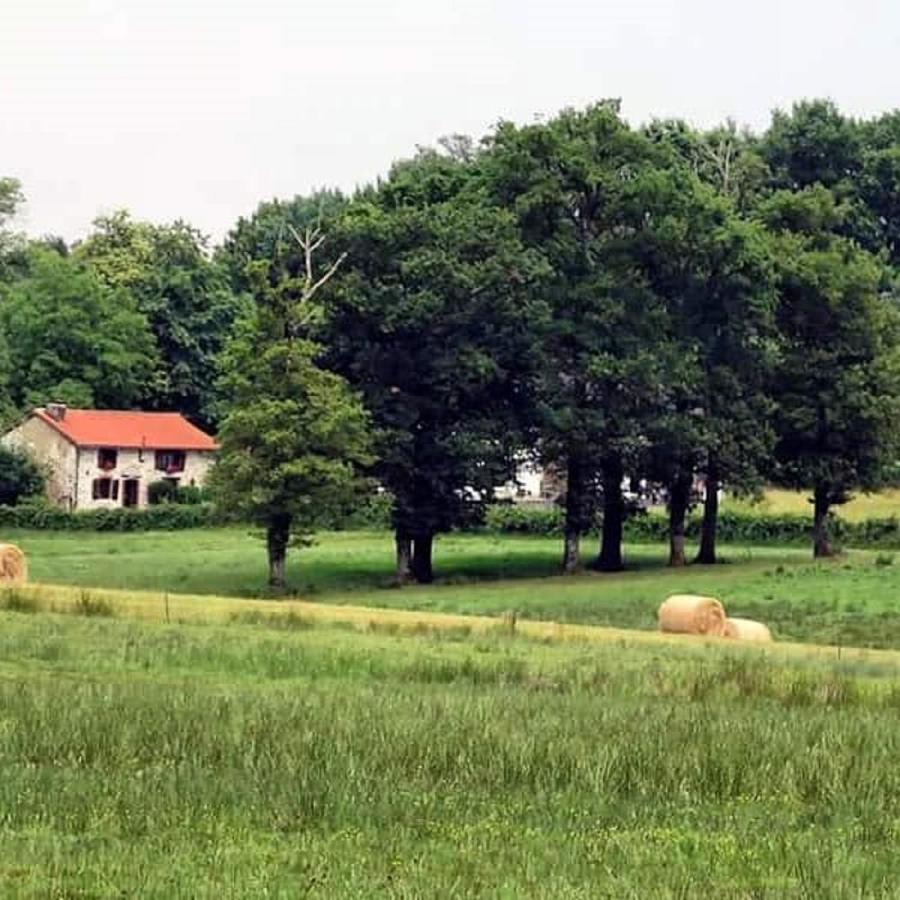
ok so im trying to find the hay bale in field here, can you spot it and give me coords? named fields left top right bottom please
left=724, top=617, right=773, bottom=642
left=658, top=594, right=728, bottom=637
left=0, top=544, right=27, bottom=585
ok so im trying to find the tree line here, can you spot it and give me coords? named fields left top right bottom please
left=4, top=98, right=900, bottom=587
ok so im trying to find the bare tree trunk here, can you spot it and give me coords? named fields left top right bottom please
left=266, top=512, right=292, bottom=590
left=411, top=533, right=434, bottom=584
left=394, top=530, right=413, bottom=584
left=594, top=452, right=625, bottom=572
left=813, top=483, right=834, bottom=558
left=562, top=453, right=585, bottom=574
left=695, top=466, right=720, bottom=565
left=668, top=476, right=692, bottom=568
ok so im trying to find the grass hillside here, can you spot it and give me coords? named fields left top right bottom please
left=1, top=609, right=899, bottom=897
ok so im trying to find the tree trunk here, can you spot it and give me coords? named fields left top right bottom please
left=266, top=512, right=292, bottom=590
left=562, top=453, right=585, bottom=574
left=394, top=530, right=413, bottom=584
left=668, top=476, right=691, bottom=568
left=562, top=527, right=581, bottom=575
left=594, top=453, right=625, bottom=572
left=411, top=533, right=434, bottom=584
left=813, top=483, right=834, bottom=558
left=695, top=467, right=720, bottom=565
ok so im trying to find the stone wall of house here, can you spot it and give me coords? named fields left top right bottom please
left=496, top=460, right=546, bottom=503
left=74, top=448, right=216, bottom=510
left=1, top=416, right=79, bottom=508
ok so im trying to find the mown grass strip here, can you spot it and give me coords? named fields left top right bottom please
left=6, top=581, right=900, bottom=671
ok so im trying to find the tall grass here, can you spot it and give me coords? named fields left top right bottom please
left=1, top=612, right=899, bottom=896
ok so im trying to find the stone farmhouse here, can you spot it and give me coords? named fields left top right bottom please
left=2, top=404, right=218, bottom=510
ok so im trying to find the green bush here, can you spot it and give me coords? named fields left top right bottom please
left=147, top=480, right=179, bottom=506
left=147, top=480, right=207, bottom=507
left=339, top=491, right=393, bottom=530
left=0, top=446, right=44, bottom=506
left=484, top=503, right=563, bottom=535
left=175, top=484, right=206, bottom=505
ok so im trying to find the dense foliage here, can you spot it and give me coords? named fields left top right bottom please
left=74, top=212, right=247, bottom=427
left=0, top=246, right=157, bottom=409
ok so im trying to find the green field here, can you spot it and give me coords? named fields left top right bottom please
left=5, top=529, right=900, bottom=896
left=0, top=607, right=899, bottom=897
left=9, top=528, right=900, bottom=648
left=727, top=487, right=900, bottom=521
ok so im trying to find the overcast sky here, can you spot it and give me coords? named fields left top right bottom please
left=3, top=0, right=899, bottom=245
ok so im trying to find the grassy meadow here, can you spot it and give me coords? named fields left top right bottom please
left=1, top=608, right=900, bottom=897
left=5, top=527, right=900, bottom=895
left=9, top=527, right=900, bottom=648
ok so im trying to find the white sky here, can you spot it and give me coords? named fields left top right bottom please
left=3, top=0, right=900, bottom=244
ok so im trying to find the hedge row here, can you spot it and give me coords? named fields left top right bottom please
left=4, top=496, right=900, bottom=548
left=0, top=503, right=217, bottom=531
left=483, top=503, right=900, bottom=549
left=0, top=492, right=393, bottom=533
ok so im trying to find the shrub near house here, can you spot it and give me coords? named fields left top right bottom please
left=0, top=446, right=45, bottom=506
left=0, top=405, right=217, bottom=510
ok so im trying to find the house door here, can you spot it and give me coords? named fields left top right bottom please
left=122, top=479, right=140, bottom=508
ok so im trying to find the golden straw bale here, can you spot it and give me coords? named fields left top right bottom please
left=0, top=544, right=27, bottom=585
left=724, top=617, right=773, bottom=642
left=657, top=594, right=728, bottom=637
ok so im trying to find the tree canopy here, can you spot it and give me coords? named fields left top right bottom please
left=74, top=211, right=246, bottom=426
left=0, top=246, right=157, bottom=410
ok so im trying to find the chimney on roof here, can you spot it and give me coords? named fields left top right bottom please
left=45, top=402, right=67, bottom=422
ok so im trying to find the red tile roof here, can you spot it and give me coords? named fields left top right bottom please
left=33, top=409, right=218, bottom=451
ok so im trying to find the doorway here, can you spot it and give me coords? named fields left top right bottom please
left=122, top=479, right=140, bottom=508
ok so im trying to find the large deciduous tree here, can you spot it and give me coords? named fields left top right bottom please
left=629, top=144, right=779, bottom=566
left=762, top=187, right=900, bottom=557
left=484, top=102, right=675, bottom=573
left=325, top=150, right=545, bottom=583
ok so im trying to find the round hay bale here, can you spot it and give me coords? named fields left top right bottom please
left=724, top=617, right=773, bottom=642
left=0, top=544, right=27, bottom=585
left=658, top=594, right=728, bottom=637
